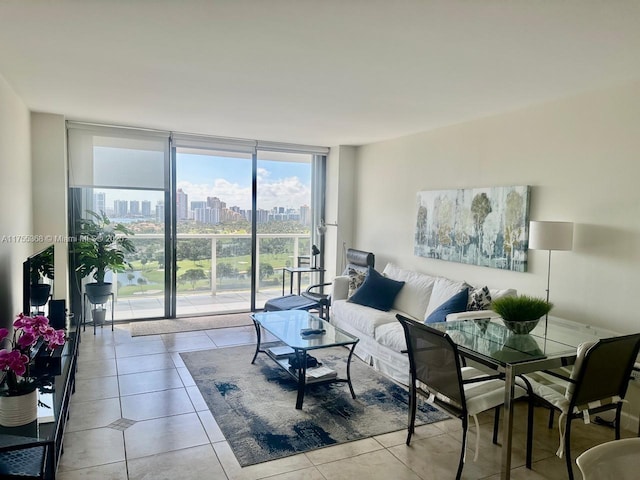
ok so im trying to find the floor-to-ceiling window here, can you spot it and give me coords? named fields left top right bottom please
left=68, top=124, right=327, bottom=322
left=67, top=123, right=170, bottom=322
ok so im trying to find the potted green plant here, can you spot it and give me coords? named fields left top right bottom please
left=73, top=210, right=135, bottom=306
left=29, top=245, right=55, bottom=309
left=491, top=295, right=553, bottom=334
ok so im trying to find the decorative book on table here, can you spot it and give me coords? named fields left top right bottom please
left=268, top=345, right=295, bottom=358
left=305, top=366, right=337, bottom=382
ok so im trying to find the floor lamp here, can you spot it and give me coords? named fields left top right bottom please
left=528, top=221, right=574, bottom=337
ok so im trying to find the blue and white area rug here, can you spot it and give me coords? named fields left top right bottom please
left=180, top=345, right=448, bottom=466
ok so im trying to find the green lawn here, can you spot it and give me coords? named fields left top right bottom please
left=118, top=253, right=295, bottom=296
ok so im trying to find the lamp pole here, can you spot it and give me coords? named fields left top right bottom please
left=544, top=249, right=552, bottom=338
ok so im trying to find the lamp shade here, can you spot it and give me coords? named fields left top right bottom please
left=529, top=221, right=573, bottom=251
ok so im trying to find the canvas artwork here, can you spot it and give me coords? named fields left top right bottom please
left=414, top=185, right=530, bottom=272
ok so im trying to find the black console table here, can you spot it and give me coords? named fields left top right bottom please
left=0, top=320, right=79, bottom=479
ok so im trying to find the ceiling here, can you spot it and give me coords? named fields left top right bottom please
left=1, top=0, right=640, bottom=147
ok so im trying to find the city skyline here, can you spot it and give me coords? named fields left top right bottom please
left=95, top=189, right=311, bottom=225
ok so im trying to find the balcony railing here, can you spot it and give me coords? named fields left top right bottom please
left=109, top=233, right=314, bottom=320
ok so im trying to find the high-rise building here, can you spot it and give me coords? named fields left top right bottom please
left=207, top=197, right=225, bottom=210
left=156, top=201, right=165, bottom=222
left=129, top=200, right=140, bottom=215
left=114, top=200, right=128, bottom=217
left=93, top=192, right=106, bottom=215
left=194, top=207, right=214, bottom=224
left=206, top=197, right=225, bottom=224
left=177, top=189, right=188, bottom=221
left=300, top=204, right=310, bottom=225
left=255, top=209, right=269, bottom=224
left=141, top=200, right=151, bottom=217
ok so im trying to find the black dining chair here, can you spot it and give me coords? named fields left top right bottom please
left=520, top=333, right=640, bottom=480
left=397, top=314, right=526, bottom=480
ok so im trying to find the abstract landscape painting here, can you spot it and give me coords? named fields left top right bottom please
left=414, top=185, right=530, bottom=271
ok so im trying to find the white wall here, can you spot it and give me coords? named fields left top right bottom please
left=325, top=146, right=357, bottom=279
left=31, top=112, right=68, bottom=302
left=0, top=74, right=33, bottom=329
left=353, top=80, right=640, bottom=335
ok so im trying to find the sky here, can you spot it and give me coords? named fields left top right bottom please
left=176, top=152, right=311, bottom=211
left=96, top=151, right=312, bottom=212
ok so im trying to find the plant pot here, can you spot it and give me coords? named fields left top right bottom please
left=92, top=308, right=107, bottom=326
left=29, top=284, right=51, bottom=308
left=503, top=318, right=540, bottom=335
left=0, top=389, right=38, bottom=427
left=85, top=282, right=112, bottom=305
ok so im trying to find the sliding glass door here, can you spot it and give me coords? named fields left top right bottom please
left=255, top=151, right=316, bottom=309
left=174, top=148, right=254, bottom=316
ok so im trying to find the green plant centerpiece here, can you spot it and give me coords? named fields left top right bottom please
left=74, top=210, right=135, bottom=304
left=491, top=295, right=553, bottom=334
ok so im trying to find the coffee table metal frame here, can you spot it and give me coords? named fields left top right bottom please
left=251, top=310, right=359, bottom=409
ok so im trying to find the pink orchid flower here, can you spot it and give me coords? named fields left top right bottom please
left=0, top=349, right=29, bottom=376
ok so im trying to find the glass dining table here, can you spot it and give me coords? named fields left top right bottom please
left=429, top=316, right=618, bottom=480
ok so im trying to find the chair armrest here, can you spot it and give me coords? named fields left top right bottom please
left=332, top=276, right=350, bottom=301
left=305, top=282, right=332, bottom=294
left=540, top=369, right=575, bottom=383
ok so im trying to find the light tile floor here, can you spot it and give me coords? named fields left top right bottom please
left=57, top=322, right=635, bottom=480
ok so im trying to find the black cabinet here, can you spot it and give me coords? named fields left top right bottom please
left=0, top=325, right=79, bottom=479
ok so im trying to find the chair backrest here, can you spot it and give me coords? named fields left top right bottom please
left=569, top=333, right=640, bottom=409
left=576, top=437, right=640, bottom=480
left=342, top=248, right=375, bottom=275
left=397, top=314, right=466, bottom=413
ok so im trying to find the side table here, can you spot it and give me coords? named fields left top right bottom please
left=282, top=267, right=325, bottom=296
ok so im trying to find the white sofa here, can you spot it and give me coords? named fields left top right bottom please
left=330, top=262, right=516, bottom=385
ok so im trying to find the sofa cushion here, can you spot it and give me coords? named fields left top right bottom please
left=424, top=276, right=467, bottom=318
left=375, top=322, right=407, bottom=354
left=347, top=267, right=367, bottom=298
left=468, top=285, right=492, bottom=310
left=332, top=299, right=398, bottom=337
left=382, top=263, right=436, bottom=320
left=348, top=267, right=405, bottom=312
left=425, top=288, right=469, bottom=323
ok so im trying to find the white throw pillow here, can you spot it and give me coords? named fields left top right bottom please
left=424, top=276, right=467, bottom=318
left=489, top=288, right=517, bottom=301
left=382, top=263, right=436, bottom=320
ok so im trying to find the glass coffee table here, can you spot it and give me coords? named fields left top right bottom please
left=251, top=310, right=359, bottom=409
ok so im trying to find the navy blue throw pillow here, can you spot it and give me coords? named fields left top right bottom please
left=425, top=288, right=469, bottom=323
left=348, top=266, right=405, bottom=311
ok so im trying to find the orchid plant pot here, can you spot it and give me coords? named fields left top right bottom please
left=0, top=388, right=38, bottom=427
